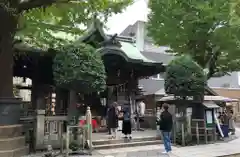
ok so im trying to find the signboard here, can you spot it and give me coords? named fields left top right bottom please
left=205, top=109, right=214, bottom=128
left=206, top=110, right=213, bottom=124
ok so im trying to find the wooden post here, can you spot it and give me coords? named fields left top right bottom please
left=204, top=129, right=208, bottom=144
left=203, top=110, right=208, bottom=144
left=60, top=121, right=63, bottom=153
left=196, top=122, right=199, bottom=145
left=85, top=106, right=92, bottom=149
left=181, top=123, right=185, bottom=146
left=172, top=105, right=176, bottom=144
left=66, top=126, right=70, bottom=157
left=213, top=124, right=217, bottom=142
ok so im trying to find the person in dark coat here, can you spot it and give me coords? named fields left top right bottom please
left=159, top=103, right=173, bottom=154
left=122, top=103, right=132, bottom=139
left=107, top=102, right=118, bottom=139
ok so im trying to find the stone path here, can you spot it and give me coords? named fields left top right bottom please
left=23, top=128, right=240, bottom=157
left=93, top=130, right=157, bottom=141
left=23, top=146, right=168, bottom=157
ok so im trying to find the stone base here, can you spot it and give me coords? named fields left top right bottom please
left=0, top=125, right=27, bottom=157
left=0, top=146, right=28, bottom=157
left=0, top=125, right=22, bottom=138
left=0, top=136, right=25, bottom=151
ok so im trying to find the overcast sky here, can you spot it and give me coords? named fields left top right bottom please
left=106, top=0, right=148, bottom=34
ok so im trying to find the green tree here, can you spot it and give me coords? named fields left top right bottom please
left=148, top=0, right=240, bottom=79
left=0, top=0, right=132, bottom=125
left=53, top=43, right=106, bottom=93
left=0, top=0, right=131, bottom=97
left=165, top=55, right=206, bottom=98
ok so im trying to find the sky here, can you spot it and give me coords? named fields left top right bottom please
left=106, top=0, right=149, bottom=34
left=53, top=0, right=148, bottom=40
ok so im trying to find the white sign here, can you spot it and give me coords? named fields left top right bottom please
left=206, top=110, right=213, bottom=124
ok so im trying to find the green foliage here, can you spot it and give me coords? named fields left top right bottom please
left=176, top=130, right=192, bottom=146
left=230, top=0, right=240, bottom=25
left=53, top=43, right=106, bottom=93
left=69, top=140, right=80, bottom=151
left=148, top=0, right=240, bottom=77
left=165, top=55, right=206, bottom=97
left=16, top=0, right=133, bottom=50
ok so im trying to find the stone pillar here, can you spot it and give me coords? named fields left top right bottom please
left=35, top=110, right=46, bottom=149
left=85, top=107, right=92, bottom=148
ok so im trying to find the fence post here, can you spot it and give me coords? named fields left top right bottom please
left=35, top=110, right=45, bottom=149
left=85, top=106, right=92, bottom=149
left=181, top=123, right=185, bottom=146
left=196, top=122, right=199, bottom=145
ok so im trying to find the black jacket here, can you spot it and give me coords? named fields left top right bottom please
left=159, top=111, right=173, bottom=132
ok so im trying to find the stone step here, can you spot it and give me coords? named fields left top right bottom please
left=0, top=136, right=25, bottom=151
left=93, top=140, right=162, bottom=150
left=92, top=136, right=158, bottom=145
left=0, top=125, right=23, bottom=139
left=0, top=146, right=28, bottom=157
left=218, top=153, right=240, bottom=157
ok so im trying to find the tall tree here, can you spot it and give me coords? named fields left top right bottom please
left=0, top=0, right=131, bottom=97
left=0, top=0, right=132, bottom=124
left=165, top=55, right=206, bottom=99
left=147, top=0, right=240, bottom=79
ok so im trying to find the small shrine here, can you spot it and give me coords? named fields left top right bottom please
left=13, top=18, right=165, bottom=150
left=156, top=87, right=238, bottom=146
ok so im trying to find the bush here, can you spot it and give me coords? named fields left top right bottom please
left=69, top=140, right=80, bottom=151
left=53, top=43, right=106, bottom=93
left=164, top=55, right=206, bottom=98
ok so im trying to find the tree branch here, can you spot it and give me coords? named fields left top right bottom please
left=17, top=0, right=69, bottom=13
left=206, top=50, right=221, bottom=79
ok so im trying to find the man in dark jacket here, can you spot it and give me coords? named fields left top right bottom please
left=160, top=103, right=173, bottom=154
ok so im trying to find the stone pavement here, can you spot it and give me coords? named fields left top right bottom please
left=23, top=145, right=168, bottom=157
left=23, top=128, right=240, bottom=157
left=93, top=130, right=157, bottom=141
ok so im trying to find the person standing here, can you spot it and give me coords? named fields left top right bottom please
left=122, top=103, right=132, bottom=139
left=228, top=110, right=236, bottom=135
left=106, top=106, right=111, bottom=135
left=107, top=102, right=118, bottom=139
left=159, top=103, right=173, bottom=154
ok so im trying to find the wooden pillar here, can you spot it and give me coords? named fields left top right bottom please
left=55, top=88, right=68, bottom=115
left=67, top=90, right=78, bottom=124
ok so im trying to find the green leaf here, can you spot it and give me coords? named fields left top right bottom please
left=16, top=0, right=132, bottom=50
left=165, top=55, right=207, bottom=97
left=148, top=0, right=240, bottom=77
left=53, top=43, right=106, bottom=93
